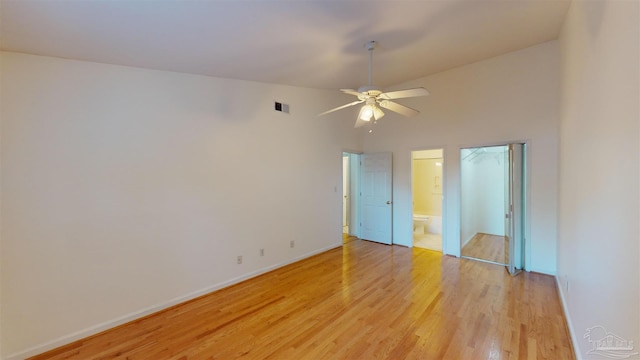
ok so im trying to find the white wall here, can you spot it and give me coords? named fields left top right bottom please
left=0, top=51, right=3, bottom=359
left=0, top=52, right=361, bottom=358
left=362, top=41, right=560, bottom=274
left=557, top=1, right=639, bottom=358
left=460, top=147, right=506, bottom=244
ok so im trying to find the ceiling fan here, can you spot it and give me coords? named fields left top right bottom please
left=319, top=41, right=429, bottom=128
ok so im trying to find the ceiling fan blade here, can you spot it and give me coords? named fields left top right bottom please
left=378, top=87, right=429, bottom=100
left=379, top=100, right=420, bottom=117
left=340, top=89, right=364, bottom=97
left=318, top=100, right=364, bottom=116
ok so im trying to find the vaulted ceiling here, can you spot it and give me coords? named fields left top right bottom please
left=1, top=0, right=571, bottom=90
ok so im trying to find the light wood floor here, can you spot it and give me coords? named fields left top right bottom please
left=343, top=233, right=357, bottom=244
left=31, top=239, right=574, bottom=360
left=461, top=232, right=507, bottom=264
left=413, top=233, right=442, bottom=252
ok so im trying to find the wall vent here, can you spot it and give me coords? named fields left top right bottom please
left=274, top=101, right=289, bottom=114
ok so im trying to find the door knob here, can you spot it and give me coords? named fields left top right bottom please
left=386, top=201, right=392, bottom=205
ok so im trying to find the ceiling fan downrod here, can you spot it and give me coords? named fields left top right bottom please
left=366, top=41, right=376, bottom=86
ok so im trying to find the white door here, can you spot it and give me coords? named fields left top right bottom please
left=360, top=152, right=393, bottom=244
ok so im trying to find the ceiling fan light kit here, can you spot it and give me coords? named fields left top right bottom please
left=319, top=41, right=429, bottom=128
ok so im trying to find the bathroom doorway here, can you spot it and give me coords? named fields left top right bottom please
left=411, top=149, right=444, bottom=252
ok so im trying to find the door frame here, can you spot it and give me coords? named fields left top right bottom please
left=342, top=151, right=362, bottom=239
left=342, top=151, right=395, bottom=245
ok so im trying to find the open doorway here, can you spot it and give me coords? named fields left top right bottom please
left=342, top=152, right=360, bottom=244
left=411, top=149, right=444, bottom=251
left=460, top=144, right=525, bottom=275
left=460, top=146, right=508, bottom=264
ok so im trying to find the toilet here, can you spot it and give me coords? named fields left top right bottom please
left=413, top=214, right=430, bottom=234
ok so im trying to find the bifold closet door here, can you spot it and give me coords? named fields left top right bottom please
left=506, top=143, right=524, bottom=275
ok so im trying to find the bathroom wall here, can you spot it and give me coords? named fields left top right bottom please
left=412, top=156, right=443, bottom=216
left=412, top=158, right=442, bottom=215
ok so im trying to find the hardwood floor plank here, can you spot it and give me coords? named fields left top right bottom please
left=461, top=232, right=507, bottom=264
left=30, top=239, right=573, bottom=360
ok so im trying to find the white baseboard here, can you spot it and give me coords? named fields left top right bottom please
left=462, top=233, right=475, bottom=247
left=555, top=275, right=583, bottom=360
left=6, top=243, right=342, bottom=360
left=526, top=266, right=556, bottom=276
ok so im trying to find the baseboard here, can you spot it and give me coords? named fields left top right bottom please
left=526, top=266, right=556, bottom=276
left=6, top=243, right=342, bottom=360
left=461, top=233, right=476, bottom=247
left=555, top=275, right=582, bottom=360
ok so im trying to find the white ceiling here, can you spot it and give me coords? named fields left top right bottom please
left=0, top=0, right=571, bottom=90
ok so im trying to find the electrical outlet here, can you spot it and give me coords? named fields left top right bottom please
left=237, top=256, right=242, bottom=264
left=260, top=249, right=264, bottom=256
left=290, top=240, right=295, bottom=248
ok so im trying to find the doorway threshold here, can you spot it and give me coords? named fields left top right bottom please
left=460, top=255, right=507, bottom=267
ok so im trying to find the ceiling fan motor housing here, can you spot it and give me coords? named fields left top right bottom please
left=357, top=85, right=382, bottom=96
